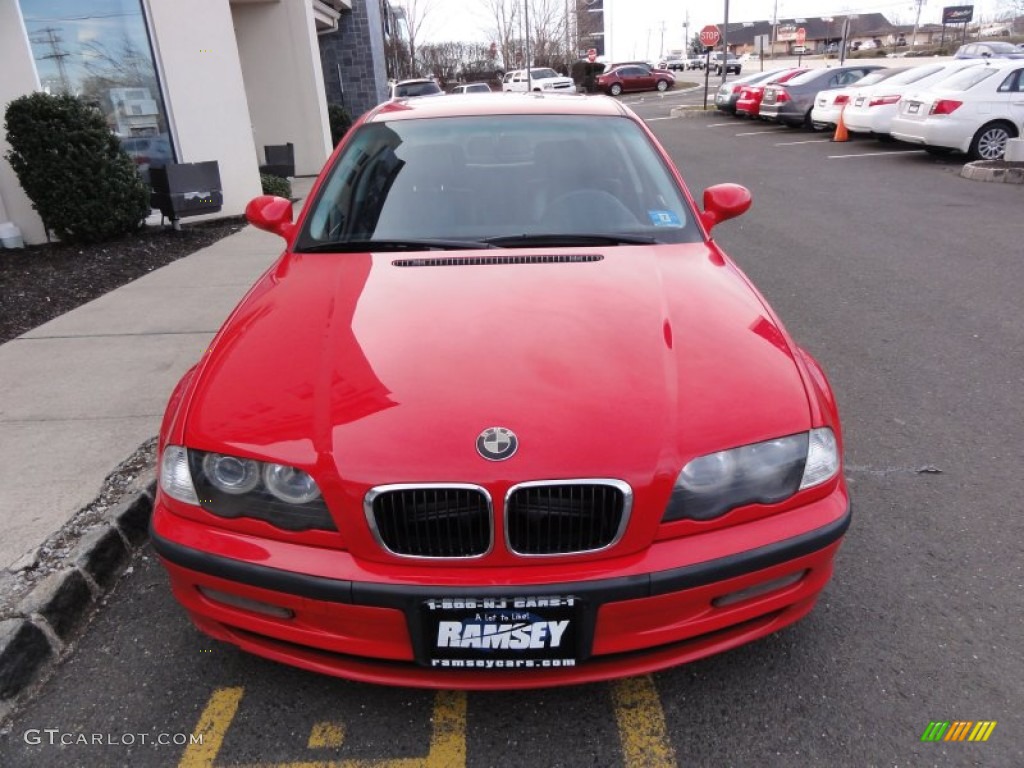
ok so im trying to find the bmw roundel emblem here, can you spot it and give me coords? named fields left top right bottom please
left=476, top=427, right=518, bottom=461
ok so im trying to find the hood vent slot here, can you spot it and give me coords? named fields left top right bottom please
left=392, top=254, right=603, bottom=267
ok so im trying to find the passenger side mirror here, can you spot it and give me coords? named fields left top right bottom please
left=700, top=183, right=752, bottom=232
left=245, top=195, right=294, bottom=240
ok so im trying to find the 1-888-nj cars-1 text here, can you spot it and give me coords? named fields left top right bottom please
left=152, top=92, right=850, bottom=689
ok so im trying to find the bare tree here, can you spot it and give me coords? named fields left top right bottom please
left=480, top=0, right=520, bottom=69
left=400, top=0, right=434, bottom=75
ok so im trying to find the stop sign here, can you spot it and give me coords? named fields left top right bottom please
left=699, top=25, right=721, bottom=48
left=796, top=27, right=807, bottom=44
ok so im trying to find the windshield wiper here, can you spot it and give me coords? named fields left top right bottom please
left=296, top=238, right=498, bottom=253
left=481, top=233, right=658, bottom=248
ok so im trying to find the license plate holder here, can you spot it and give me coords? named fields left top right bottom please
left=421, top=596, right=580, bottom=670
left=908, top=103, right=920, bottom=114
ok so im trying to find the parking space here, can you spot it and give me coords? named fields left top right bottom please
left=1, top=99, right=1022, bottom=768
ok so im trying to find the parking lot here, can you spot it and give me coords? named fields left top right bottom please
left=1, top=103, right=1022, bottom=768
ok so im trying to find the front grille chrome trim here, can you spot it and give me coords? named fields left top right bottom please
left=364, top=483, right=493, bottom=560
left=503, top=479, right=632, bottom=557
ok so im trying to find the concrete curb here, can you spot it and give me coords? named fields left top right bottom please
left=960, top=160, right=1024, bottom=184
left=0, top=481, right=155, bottom=712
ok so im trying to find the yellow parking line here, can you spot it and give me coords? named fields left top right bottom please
left=182, top=688, right=466, bottom=768
left=179, top=686, right=245, bottom=768
left=612, top=676, right=677, bottom=768
left=309, top=722, right=346, bottom=749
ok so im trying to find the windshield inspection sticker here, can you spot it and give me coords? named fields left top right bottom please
left=648, top=210, right=682, bottom=227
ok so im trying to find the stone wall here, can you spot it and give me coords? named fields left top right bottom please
left=319, top=0, right=389, bottom=121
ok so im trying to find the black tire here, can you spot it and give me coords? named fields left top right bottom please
left=656, top=79, right=669, bottom=92
left=969, top=121, right=1016, bottom=161
left=609, top=83, right=623, bottom=96
left=803, top=110, right=814, bottom=130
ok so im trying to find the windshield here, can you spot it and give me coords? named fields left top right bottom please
left=985, top=42, right=1018, bottom=53
left=531, top=68, right=559, bottom=79
left=297, top=114, right=701, bottom=251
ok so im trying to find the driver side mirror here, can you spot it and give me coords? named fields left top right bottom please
left=245, top=195, right=294, bottom=240
left=700, top=183, right=752, bottom=232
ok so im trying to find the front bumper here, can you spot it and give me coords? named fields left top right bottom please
left=151, top=490, right=850, bottom=689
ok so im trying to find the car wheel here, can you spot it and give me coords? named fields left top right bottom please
left=656, top=79, right=669, bottom=92
left=969, top=121, right=1016, bottom=161
left=803, top=110, right=814, bottom=130
left=610, top=83, right=623, bottom=96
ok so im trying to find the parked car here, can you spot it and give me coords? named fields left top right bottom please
left=451, top=82, right=491, bottom=94
left=688, top=54, right=706, bottom=70
left=759, top=65, right=886, bottom=128
left=503, top=67, right=575, bottom=93
left=665, top=57, right=687, bottom=71
left=709, top=52, right=742, bottom=75
left=889, top=59, right=1024, bottom=160
left=596, top=64, right=675, bottom=95
left=153, top=92, right=848, bottom=689
left=735, top=68, right=809, bottom=118
left=953, top=42, right=1024, bottom=60
left=791, top=45, right=812, bottom=56
left=389, top=78, right=443, bottom=99
left=714, top=69, right=790, bottom=115
left=842, top=61, right=984, bottom=137
left=809, top=67, right=910, bottom=131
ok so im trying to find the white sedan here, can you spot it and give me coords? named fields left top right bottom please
left=810, top=68, right=908, bottom=131
left=890, top=59, right=1024, bottom=160
left=841, top=61, right=983, bottom=138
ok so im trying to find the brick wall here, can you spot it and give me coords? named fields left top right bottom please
left=319, top=0, right=388, bottom=121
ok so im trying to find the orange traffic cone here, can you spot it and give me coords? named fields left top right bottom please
left=833, top=104, right=849, bottom=142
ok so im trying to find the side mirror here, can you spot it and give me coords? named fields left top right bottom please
left=245, top=195, right=294, bottom=240
left=700, top=183, right=752, bottom=233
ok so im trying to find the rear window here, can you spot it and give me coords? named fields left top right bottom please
left=787, top=69, right=829, bottom=86
left=395, top=82, right=441, bottom=98
left=298, top=114, right=701, bottom=249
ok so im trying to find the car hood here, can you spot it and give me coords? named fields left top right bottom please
left=185, top=246, right=811, bottom=486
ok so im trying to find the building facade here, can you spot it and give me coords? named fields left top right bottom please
left=1, top=0, right=389, bottom=246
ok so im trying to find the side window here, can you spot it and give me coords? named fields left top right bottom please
left=999, top=69, right=1024, bottom=93
left=828, top=74, right=841, bottom=87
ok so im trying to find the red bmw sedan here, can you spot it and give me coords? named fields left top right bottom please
left=153, top=93, right=850, bottom=689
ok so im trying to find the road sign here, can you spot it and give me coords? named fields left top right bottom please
left=587, top=48, right=597, bottom=62
left=796, top=27, right=807, bottom=44
left=699, top=25, right=721, bottom=48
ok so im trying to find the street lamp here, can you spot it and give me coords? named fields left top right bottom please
left=823, top=17, right=833, bottom=56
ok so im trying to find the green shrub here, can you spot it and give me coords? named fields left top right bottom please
left=328, top=104, right=353, bottom=146
left=3, top=92, right=151, bottom=244
left=260, top=173, right=292, bottom=199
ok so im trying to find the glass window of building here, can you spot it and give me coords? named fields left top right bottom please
left=19, top=0, right=174, bottom=180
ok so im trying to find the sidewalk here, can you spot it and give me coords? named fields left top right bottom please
left=0, top=179, right=313, bottom=573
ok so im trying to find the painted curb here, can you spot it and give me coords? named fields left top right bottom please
left=0, top=481, right=155, bottom=709
left=670, top=106, right=724, bottom=119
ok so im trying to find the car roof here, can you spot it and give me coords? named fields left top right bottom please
left=368, top=93, right=628, bottom=122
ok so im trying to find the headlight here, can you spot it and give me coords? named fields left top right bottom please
left=160, top=446, right=335, bottom=532
left=663, top=428, right=839, bottom=522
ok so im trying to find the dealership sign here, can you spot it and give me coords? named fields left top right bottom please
left=942, top=5, right=974, bottom=23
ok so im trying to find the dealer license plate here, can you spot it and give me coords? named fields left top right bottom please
left=854, top=96, right=865, bottom=106
left=421, top=596, right=580, bottom=670
left=908, top=103, right=920, bottom=114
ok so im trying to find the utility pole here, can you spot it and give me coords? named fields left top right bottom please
left=525, top=0, right=532, bottom=90
left=910, top=0, right=925, bottom=48
left=32, top=27, right=72, bottom=92
left=659, top=21, right=666, bottom=61
left=721, top=0, right=729, bottom=83
left=771, top=0, right=778, bottom=58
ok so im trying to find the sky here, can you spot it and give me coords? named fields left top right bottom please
left=418, top=0, right=1012, bottom=61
